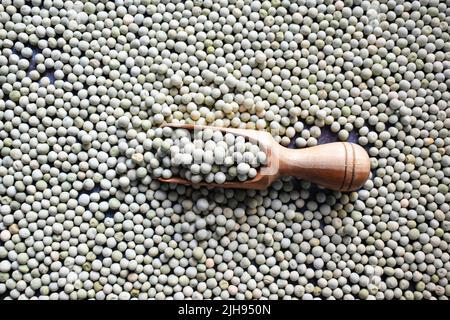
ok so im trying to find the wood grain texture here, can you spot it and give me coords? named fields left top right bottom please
left=159, top=124, right=371, bottom=192
left=276, top=142, right=370, bottom=191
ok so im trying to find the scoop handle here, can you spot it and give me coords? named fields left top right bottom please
left=278, top=142, right=370, bottom=192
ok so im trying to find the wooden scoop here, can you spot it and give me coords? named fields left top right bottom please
left=159, top=123, right=370, bottom=192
